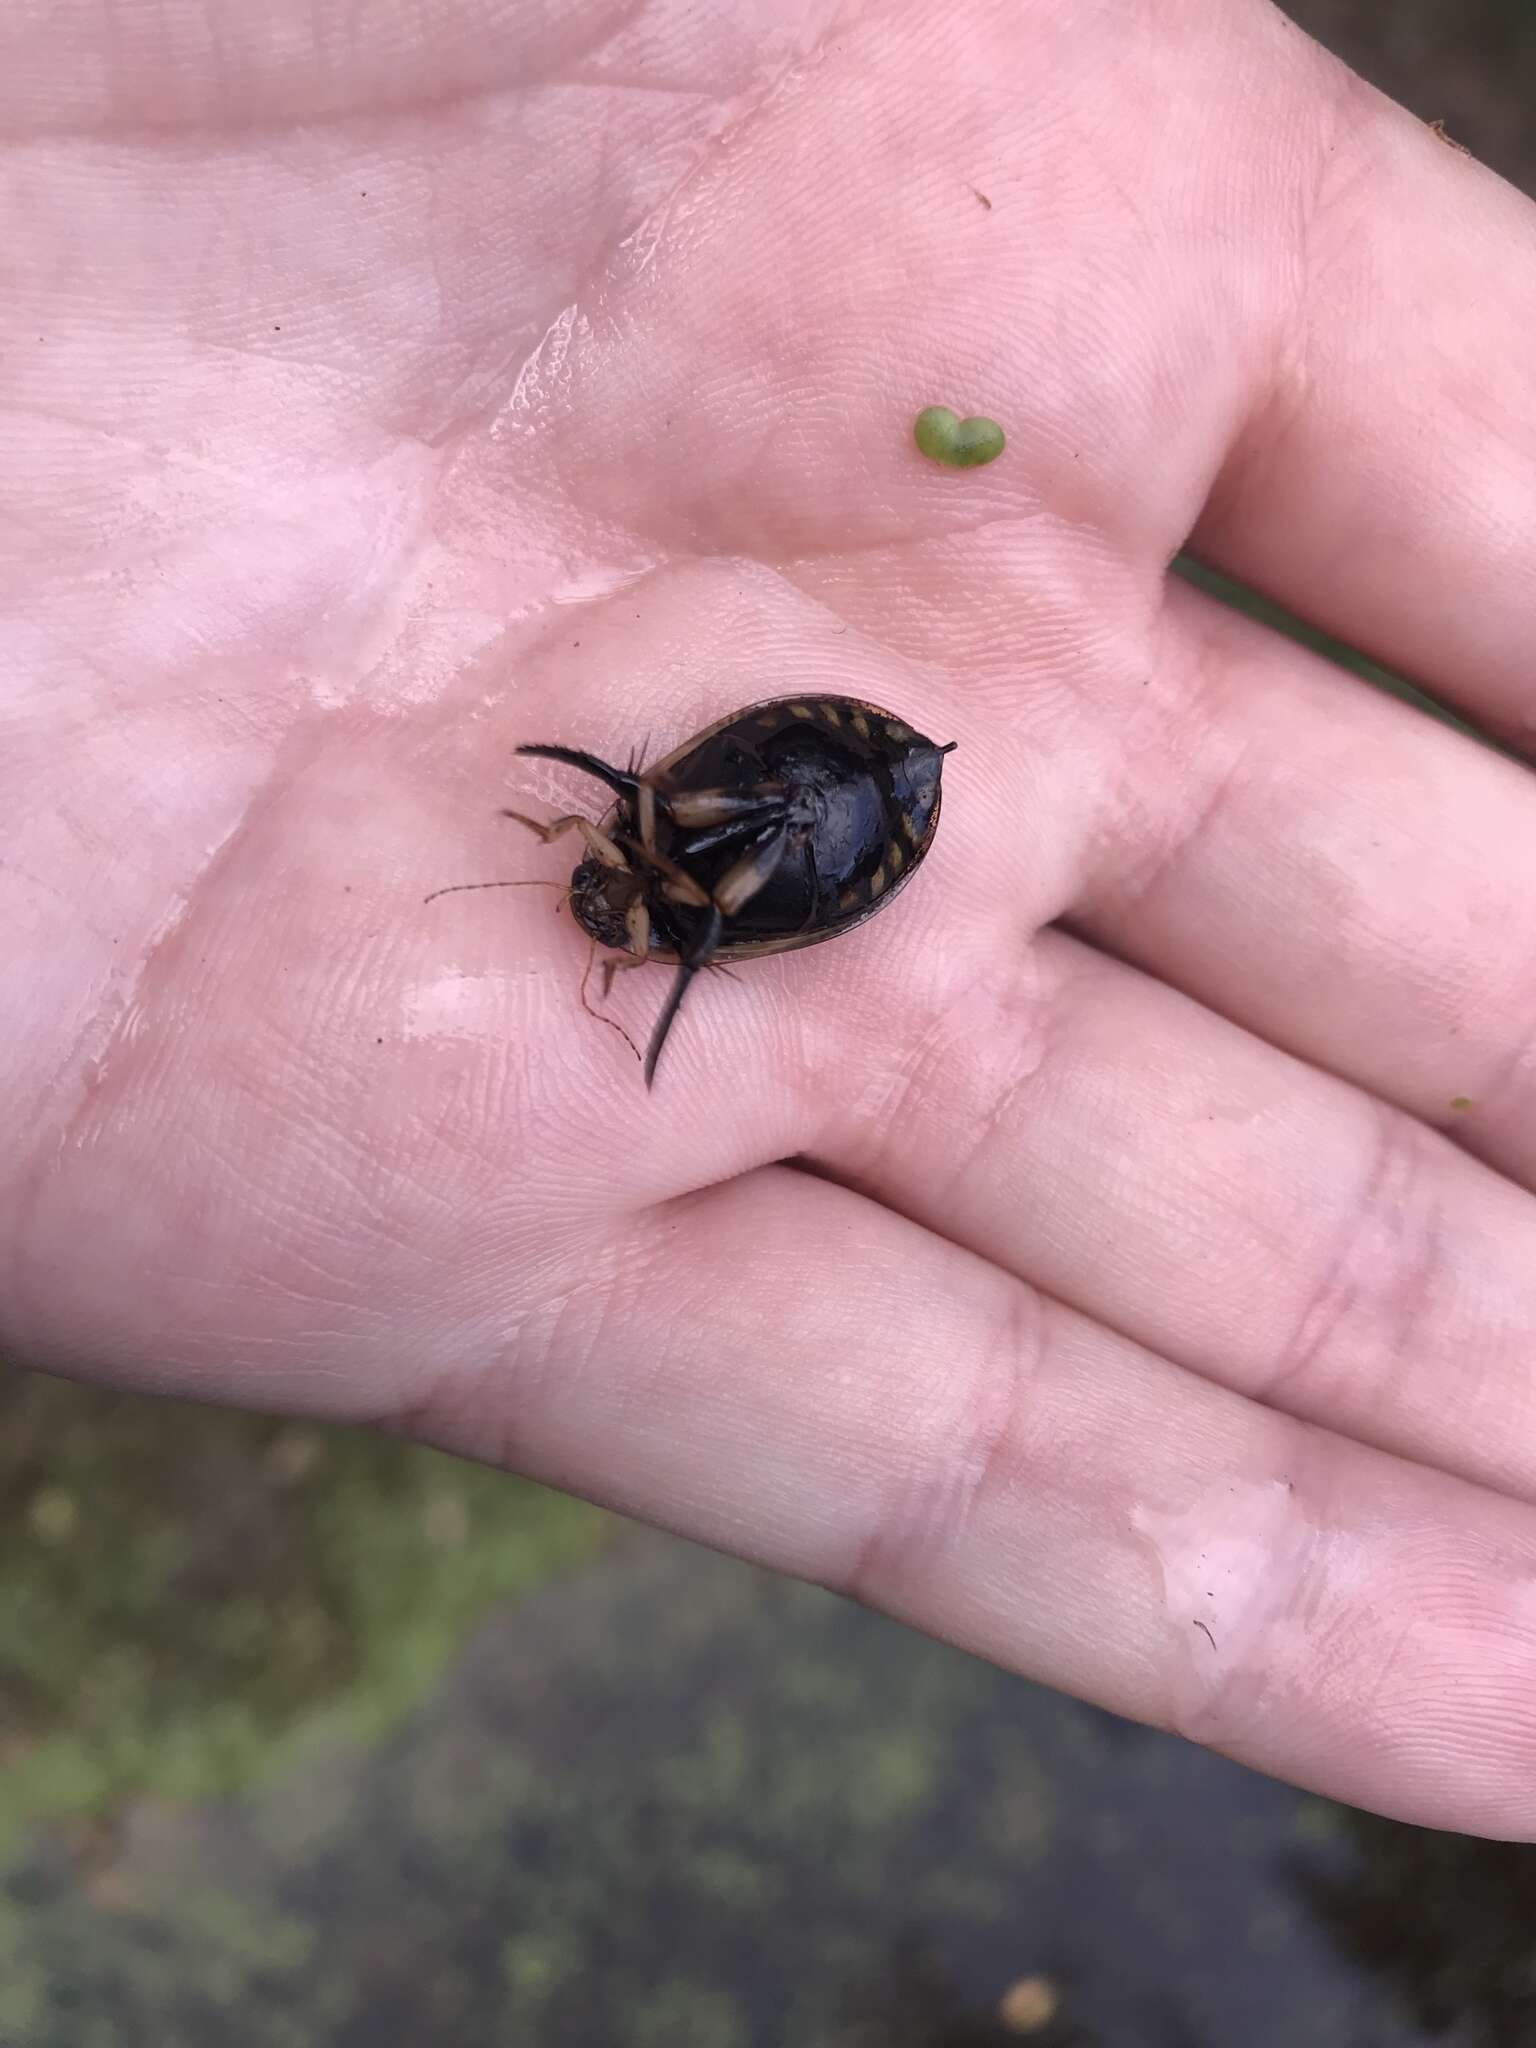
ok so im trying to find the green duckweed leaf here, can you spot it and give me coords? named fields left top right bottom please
left=913, top=404, right=1005, bottom=468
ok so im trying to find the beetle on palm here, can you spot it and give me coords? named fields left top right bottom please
left=451, top=695, right=956, bottom=1087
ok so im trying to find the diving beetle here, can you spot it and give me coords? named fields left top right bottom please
left=501, top=695, right=956, bottom=1087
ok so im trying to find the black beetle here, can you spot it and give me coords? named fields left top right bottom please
left=496, top=694, right=955, bottom=1086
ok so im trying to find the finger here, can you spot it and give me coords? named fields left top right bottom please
left=1079, top=572, right=1536, bottom=1194
left=798, top=922, right=1536, bottom=1510
left=1191, top=37, right=1536, bottom=749
left=404, top=1165, right=1536, bottom=1841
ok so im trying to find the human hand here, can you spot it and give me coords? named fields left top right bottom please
left=6, top=0, right=1536, bottom=1836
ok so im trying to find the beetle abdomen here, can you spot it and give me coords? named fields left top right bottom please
left=649, top=696, right=948, bottom=952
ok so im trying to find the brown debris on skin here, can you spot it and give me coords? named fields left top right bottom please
left=1428, top=117, right=1470, bottom=153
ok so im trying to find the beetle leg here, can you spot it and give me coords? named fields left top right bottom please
left=623, top=814, right=792, bottom=916
left=636, top=779, right=659, bottom=860
left=578, top=939, right=641, bottom=1064
left=515, top=744, right=640, bottom=801
left=796, top=827, right=822, bottom=934
left=601, top=954, right=653, bottom=997
left=644, top=904, right=724, bottom=1089
left=619, top=835, right=713, bottom=908
left=599, top=901, right=654, bottom=998
left=642, top=823, right=796, bottom=1088
left=676, top=815, right=790, bottom=859
left=500, top=809, right=630, bottom=873
left=665, top=783, right=786, bottom=830
left=712, top=821, right=791, bottom=915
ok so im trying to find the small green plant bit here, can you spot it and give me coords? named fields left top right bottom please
left=913, top=404, right=1005, bottom=468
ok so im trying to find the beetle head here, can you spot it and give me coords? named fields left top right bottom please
left=569, top=854, right=643, bottom=952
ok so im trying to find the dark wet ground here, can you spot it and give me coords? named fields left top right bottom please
left=2, top=1520, right=1515, bottom=2048
left=1287, top=0, right=1536, bottom=190
left=6, top=6, right=1536, bottom=2044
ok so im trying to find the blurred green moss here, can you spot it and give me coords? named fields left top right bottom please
left=0, top=1369, right=605, bottom=1848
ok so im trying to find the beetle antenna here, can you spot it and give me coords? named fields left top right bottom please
left=424, top=879, right=568, bottom=905
left=579, top=939, right=641, bottom=1064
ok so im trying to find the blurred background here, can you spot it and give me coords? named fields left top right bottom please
left=5, top=6, right=1534, bottom=2043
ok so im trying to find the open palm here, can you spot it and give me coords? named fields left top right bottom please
left=7, top=0, right=1536, bottom=1837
